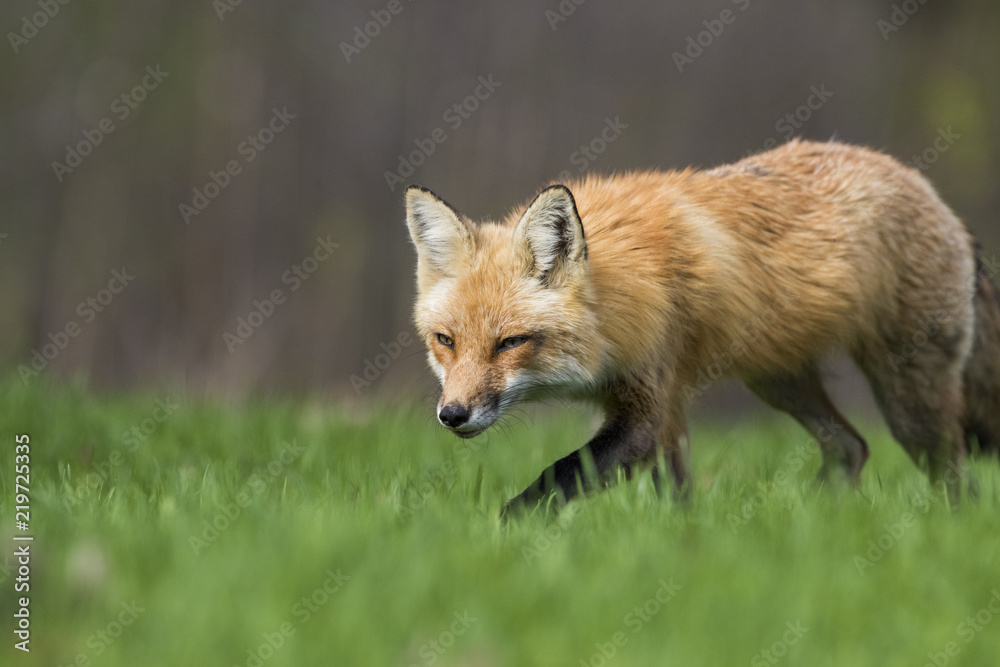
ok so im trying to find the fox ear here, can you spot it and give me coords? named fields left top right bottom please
left=513, top=185, right=587, bottom=284
left=405, top=186, right=474, bottom=275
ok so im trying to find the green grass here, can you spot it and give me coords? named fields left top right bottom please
left=2, top=380, right=999, bottom=667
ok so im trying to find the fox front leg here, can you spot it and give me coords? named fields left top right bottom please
left=501, top=414, right=656, bottom=517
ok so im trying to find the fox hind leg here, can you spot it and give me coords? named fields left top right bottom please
left=744, top=366, right=870, bottom=482
left=854, top=328, right=970, bottom=504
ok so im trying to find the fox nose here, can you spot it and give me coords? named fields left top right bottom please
left=439, top=403, right=470, bottom=429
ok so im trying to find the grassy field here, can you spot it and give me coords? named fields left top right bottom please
left=1, top=379, right=999, bottom=667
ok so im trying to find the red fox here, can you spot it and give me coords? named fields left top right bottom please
left=404, top=140, right=1000, bottom=514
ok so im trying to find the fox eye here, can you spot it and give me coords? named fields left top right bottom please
left=436, top=333, right=454, bottom=348
left=498, top=336, right=529, bottom=352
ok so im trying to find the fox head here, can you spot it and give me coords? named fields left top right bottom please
left=405, top=184, right=602, bottom=438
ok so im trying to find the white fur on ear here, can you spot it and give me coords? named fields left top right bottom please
left=513, top=185, right=587, bottom=283
left=405, top=186, right=474, bottom=275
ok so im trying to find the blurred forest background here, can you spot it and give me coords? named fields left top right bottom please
left=1, top=0, right=998, bottom=405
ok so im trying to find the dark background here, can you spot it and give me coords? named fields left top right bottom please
left=2, top=0, right=997, bottom=408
